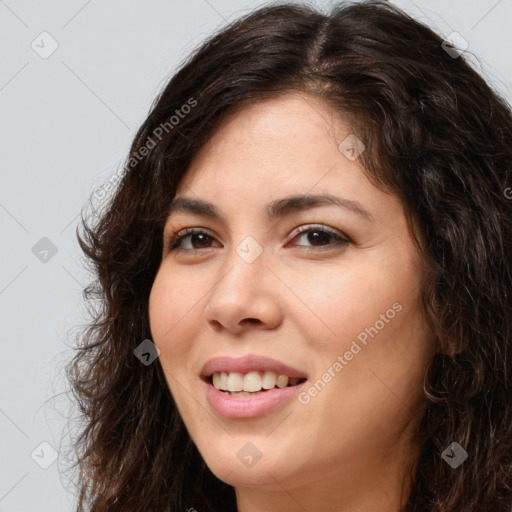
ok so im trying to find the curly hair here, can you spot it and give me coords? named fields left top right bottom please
left=67, top=1, right=512, bottom=510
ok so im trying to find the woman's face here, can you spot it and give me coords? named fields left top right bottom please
left=149, top=93, right=438, bottom=509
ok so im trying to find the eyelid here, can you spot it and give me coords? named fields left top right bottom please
left=290, top=224, right=346, bottom=239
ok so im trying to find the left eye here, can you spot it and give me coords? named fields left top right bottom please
left=290, top=225, right=350, bottom=249
left=167, top=225, right=350, bottom=252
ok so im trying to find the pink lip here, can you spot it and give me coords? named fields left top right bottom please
left=202, top=378, right=307, bottom=419
left=201, top=354, right=308, bottom=379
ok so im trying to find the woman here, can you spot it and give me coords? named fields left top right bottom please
left=68, top=1, right=512, bottom=510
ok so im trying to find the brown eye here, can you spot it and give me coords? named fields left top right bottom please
left=168, top=229, right=220, bottom=251
left=289, top=225, right=350, bottom=250
left=167, top=225, right=350, bottom=254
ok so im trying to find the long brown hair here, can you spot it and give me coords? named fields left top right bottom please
left=67, top=1, right=512, bottom=510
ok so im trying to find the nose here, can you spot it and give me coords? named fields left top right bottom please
left=203, top=246, right=283, bottom=334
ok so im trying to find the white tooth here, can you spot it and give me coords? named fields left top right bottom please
left=215, top=371, right=294, bottom=391
left=212, top=372, right=229, bottom=390
left=227, top=372, right=244, bottom=392
left=216, top=372, right=228, bottom=390
left=276, top=375, right=289, bottom=388
left=243, top=371, right=263, bottom=392
left=261, top=371, right=277, bottom=389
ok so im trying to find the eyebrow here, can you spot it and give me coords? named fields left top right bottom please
left=165, top=193, right=375, bottom=223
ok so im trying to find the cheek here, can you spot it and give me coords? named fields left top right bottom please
left=287, top=259, right=413, bottom=352
left=305, top=279, right=432, bottom=420
left=149, top=265, right=199, bottom=337
left=289, top=250, right=432, bottom=406
left=148, top=271, right=199, bottom=409
left=148, top=275, right=171, bottom=344
left=148, top=269, right=196, bottom=364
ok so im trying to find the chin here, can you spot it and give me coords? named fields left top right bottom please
left=200, top=445, right=280, bottom=488
left=210, top=462, right=277, bottom=488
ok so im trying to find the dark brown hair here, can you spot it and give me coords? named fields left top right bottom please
left=67, top=1, right=512, bottom=510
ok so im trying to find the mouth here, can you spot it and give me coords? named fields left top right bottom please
left=202, top=371, right=308, bottom=419
left=202, top=371, right=308, bottom=396
left=200, top=354, right=309, bottom=418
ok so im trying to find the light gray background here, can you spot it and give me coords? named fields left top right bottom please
left=1, top=1, right=511, bottom=510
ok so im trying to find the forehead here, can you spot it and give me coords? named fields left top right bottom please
left=178, top=94, right=362, bottom=191
left=170, top=93, right=403, bottom=228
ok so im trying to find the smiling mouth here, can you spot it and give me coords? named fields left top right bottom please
left=203, top=371, right=308, bottom=396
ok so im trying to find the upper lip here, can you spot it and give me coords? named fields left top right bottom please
left=201, top=354, right=308, bottom=380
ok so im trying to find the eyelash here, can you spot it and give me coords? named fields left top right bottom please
left=166, top=225, right=350, bottom=253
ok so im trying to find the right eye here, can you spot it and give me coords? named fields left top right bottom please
left=167, top=228, right=221, bottom=252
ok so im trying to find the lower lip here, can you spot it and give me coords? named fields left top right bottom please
left=203, top=378, right=307, bottom=419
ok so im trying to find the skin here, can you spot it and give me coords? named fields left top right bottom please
left=148, top=93, right=438, bottom=512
